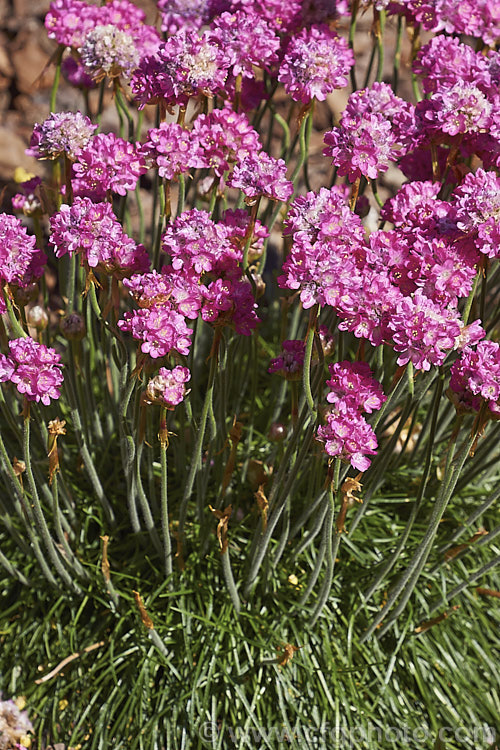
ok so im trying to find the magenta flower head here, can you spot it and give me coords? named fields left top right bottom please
left=229, top=151, right=293, bottom=202
left=452, top=169, right=500, bottom=259
left=387, top=290, right=484, bottom=372
left=208, top=10, right=280, bottom=79
left=316, top=408, right=379, bottom=472
left=27, top=111, right=97, bottom=161
left=449, top=340, right=500, bottom=417
left=145, top=366, right=191, bottom=408
left=45, top=0, right=100, bottom=48
left=278, top=25, right=353, bottom=103
left=157, top=0, right=216, bottom=34
left=45, top=0, right=160, bottom=51
left=49, top=197, right=150, bottom=278
left=0, top=338, right=64, bottom=406
left=0, top=214, right=46, bottom=293
left=326, top=361, right=386, bottom=414
left=12, top=176, right=42, bottom=216
left=191, top=107, right=262, bottom=178
left=131, top=30, right=229, bottom=110
left=79, top=24, right=140, bottom=82
left=268, top=340, right=306, bottom=380
left=142, top=123, right=204, bottom=180
left=324, top=83, right=415, bottom=181
left=62, top=56, right=96, bottom=89
left=72, top=132, right=147, bottom=199
left=316, top=358, right=385, bottom=471
left=230, top=0, right=302, bottom=33
left=118, top=304, right=193, bottom=358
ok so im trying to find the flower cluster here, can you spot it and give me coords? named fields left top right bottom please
left=449, top=340, right=500, bottom=417
left=208, top=10, right=280, bottom=80
left=317, top=361, right=385, bottom=472
left=268, top=340, right=305, bottom=380
left=79, top=24, right=139, bottom=81
left=142, top=123, right=204, bottom=180
left=145, top=366, right=191, bottom=408
left=0, top=214, right=46, bottom=308
left=408, top=37, right=500, bottom=174
left=119, top=208, right=259, bottom=359
left=0, top=338, right=64, bottom=405
left=452, top=169, right=500, bottom=260
left=229, top=151, right=293, bottom=202
left=12, top=176, right=42, bottom=216
left=0, top=695, right=33, bottom=750
left=393, top=0, right=500, bottom=46
left=325, top=361, right=386, bottom=414
left=45, top=0, right=161, bottom=55
left=157, top=0, right=218, bottom=34
left=191, top=107, right=261, bottom=178
left=27, top=111, right=96, bottom=161
left=72, top=132, right=147, bottom=199
left=323, top=83, right=415, bottom=181
left=49, top=197, right=149, bottom=278
left=131, top=30, right=228, bottom=110
left=278, top=25, right=353, bottom=103
left=278, top=186, right=365, bottom=309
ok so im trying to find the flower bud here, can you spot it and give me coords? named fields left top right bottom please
left=27, top=305, right=49, bottom=331
left=250, top=273, right=266, bottom=298
left=13, top=282, right=38, bottom=307
left=60, top=312, right=86, bottom=341
left=268, top=422, right=287, bottom=442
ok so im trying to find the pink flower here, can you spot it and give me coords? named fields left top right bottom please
left=387, top=290, right=474, bottom=371
left=50, top=197, right=149, bottom=278
left=142, top=123, right=204, bottom=180
left=146, top=366, right=191, bottom=408
left=450, top=340, right=500, bottom=416
left=326, top=361, right=386, bottom=414
left=45, top=0, right=161, bottom=52
left=0, top=214, right=46, bottom=292
left=27, top=111, right=96, bottom=161
left=316, top=408, right=378, bottom=472
left=162, top=209, right=240, bottom=274
left=0, top=338, right=64, bottom=405
left=131, top=30, right=229, bottom=110
left=268, top=340, right=305, bottom=380
left=278, top=25, right=353, bottom=103
left=72, top=132, right=147, bottom=199
left=208, top=10, right=280, bottom=78
left=191, top=108, right=261, bottom=178
left=452, top=169, right=500, bottom=259
left=118, top=304, right=193, bottom=358
left=229, top=151, right=293, bottom=202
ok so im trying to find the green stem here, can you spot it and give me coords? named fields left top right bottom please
left=50, top=46, right=64, bottom=113
left=159, top=407, right=173, bottom=578
left=310, top=459, right=341, bottom=626
left=114, top=86, right=134, bottom=140
left=303, top=307, right=318, bottom=421
left=221, top=549, right=241, bottom=615
left=178, top=337, right=218, bottom=548
left=362, top=431, right=475, bottom=641
left=392, top=14, right=403, bottom=93
left=375, top=9, right=386, bottom=82
left=362, top=371, right=444, bottom=603
left=349, top=0, right=359, bottom=91
left=23, top=414, right=79, bottom=591
left=176, top=173, right=186, bottom=218
left=290, top=104, right=314, bottom=186
left=2, top=287, right=27, bottom=338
